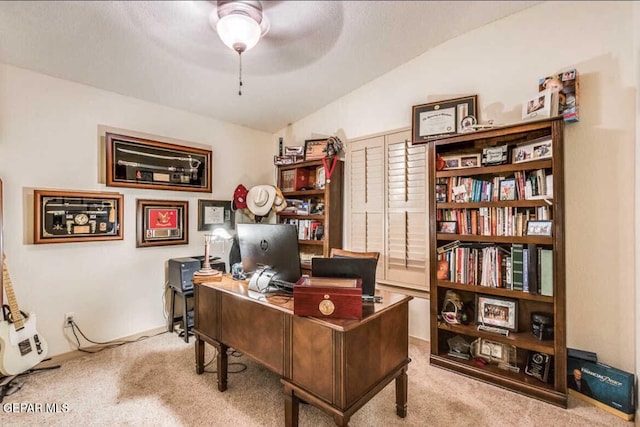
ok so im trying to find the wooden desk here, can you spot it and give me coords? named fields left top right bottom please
left=193, top=275, right=412, bottom=426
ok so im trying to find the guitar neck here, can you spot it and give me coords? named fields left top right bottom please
left=2, top=255, right=25, bottom=329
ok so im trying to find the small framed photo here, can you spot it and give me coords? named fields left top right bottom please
left=435, top=184, right=448, bottom=203
left=441, top=155, right=460, bottom=170
left=476, top=295, right=518, bottom=332
left=437, top=221, right=457, bottom=234
left=526, top=220, right=553, bottom=236
left=304, top=139, right=327, bottom=161
left=411, top=95, right=478, bottom=144
left=512, top=137, right=553, bottom=164
left=482, top=145, right=508, bottom=165
left=478, top=339, right=509, bottom=364
left=197, top=200, right=234, bottom=232
left=34, top=189, right=124, bottom=244
left=136, top=199, right=188, bottom=247
left=315, top=166, right=326, bottom=189
left=522, top=89, right=557, bottom=121
left=499, top=178, right=517, bottom=201
left=460, top=154, right=481, bottom=168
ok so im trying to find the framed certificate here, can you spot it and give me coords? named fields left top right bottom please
left=411, top=95, right=478, bottom=144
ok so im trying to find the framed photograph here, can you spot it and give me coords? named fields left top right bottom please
left=476, top=295, right=518, bottom=332
left=136, top=199, right=188, bottom=247
left=315, top=166, right=326, bottom=189
left=482, top=145, right=509, bottom=165
left=34, top=189, right=123, bottom=244
left=460, top=154, right=481, bottom=168
left=437, top=221, right=457, bottom=234
left=411, top=95, right=478, bottom=144
left=522, top=89, right=557, bottom=121
left=435, top=183, right=448, bottom=203
left=441, top=155, right=460, bottom=170
left=197, top=200, right=234, bottom=232
left=304, top=138, right=327, bottom=161
left=499, top=178, right=517, bottom=201
left=512, top=137, right=553, bottom=164
left=526, top=220, right=553, bottom=237
left=106, top=132, right=212, bottom=193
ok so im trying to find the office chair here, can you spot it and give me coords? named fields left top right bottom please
left=330, top=248, right=380, bottom=264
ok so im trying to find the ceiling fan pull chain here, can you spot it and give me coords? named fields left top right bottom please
left=238, top=51, right=243, bottom=96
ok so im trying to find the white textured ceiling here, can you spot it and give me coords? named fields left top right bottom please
left=0, top=1, right=538, bottom=133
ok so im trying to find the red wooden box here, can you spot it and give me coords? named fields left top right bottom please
left=293, top=276, right=362, bottom=320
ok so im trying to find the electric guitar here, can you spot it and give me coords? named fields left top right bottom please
left=0, top=254, right=48, bottom=375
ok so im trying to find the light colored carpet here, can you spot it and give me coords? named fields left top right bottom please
left=1, top=331, right=633, bottom=426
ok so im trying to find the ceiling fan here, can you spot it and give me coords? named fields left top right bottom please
left=207, top=1, right=342, bottom=95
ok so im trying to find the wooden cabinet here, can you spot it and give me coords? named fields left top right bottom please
left=276, top=159, right=343, bottom=273
left=426, top=117, right=567, bottom=407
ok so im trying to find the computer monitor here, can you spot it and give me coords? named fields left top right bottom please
left=311, top=257, right=377, bottom=296
left=237, top=223, right=302, bottom=283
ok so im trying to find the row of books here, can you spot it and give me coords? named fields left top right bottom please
left=436, top=241, right=553, bottom=296
left=436, top=170, right=552, bottom=203
left=437, top=207, right=551, bottom=236
left=280, top=218, right=324, bottom=241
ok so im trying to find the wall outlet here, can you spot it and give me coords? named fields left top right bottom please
left=64, top=312, right=74, bottom=328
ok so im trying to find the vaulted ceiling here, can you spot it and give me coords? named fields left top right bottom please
left=0, top=1, right=539, bottom=133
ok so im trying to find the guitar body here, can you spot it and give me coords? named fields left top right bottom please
left=0, top=312, right=48, bottom=375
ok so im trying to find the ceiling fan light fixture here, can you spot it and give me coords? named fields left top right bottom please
left=212, top=1, right=269, bottom=53
left=210, top=1, right=269, bottom=96
left=216, top=13, right=261, bottom=53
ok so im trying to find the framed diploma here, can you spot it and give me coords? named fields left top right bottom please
left=197, top=199, right=234, bottom=231
left=411, top=95, right=478, bottom=144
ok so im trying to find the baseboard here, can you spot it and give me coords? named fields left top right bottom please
left=43, top=326, right=168, bottom=366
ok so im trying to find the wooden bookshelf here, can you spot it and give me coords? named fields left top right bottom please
left=276, top=159, right=343, bottom=273
left=425, top=117, right=567, bottom=407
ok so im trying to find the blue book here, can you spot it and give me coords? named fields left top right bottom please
left=522, top=248, right=529, bottom=292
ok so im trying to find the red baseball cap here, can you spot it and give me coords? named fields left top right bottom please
left=232, top=184, right=248, bottom=210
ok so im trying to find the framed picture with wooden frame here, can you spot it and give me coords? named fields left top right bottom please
left=304, top=138, right=327, bottom=161
left=106, top=132, right=212, bottom=193
left=197, top=199, right=234, bottom=232
left=411, top=95, right=478, bottom=144
left=34, top=189, right=124, bottom=244
left=136, top=199, right=188, bottom=247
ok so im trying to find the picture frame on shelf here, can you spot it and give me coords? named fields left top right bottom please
left=471, top=338, right=510, bottom=364
left=315, top=166, right=326, bottom=189
left=512, top=137, right=553, bottom=164
left=526, top=220, right=553, bottom=236
left=476, top=295, right=518, bottom=332
left=499, top=178, right=517, bottom=201
left=435, top=184, right=448, bottom=203
left=197, top=199, right=234, bottom=232
left=106, top=132, right=212, bottom=193
left=441, top=153, right=481, bottom=170
left=437, top=221, right=457, bottom=234
left=304, top=138, right=327, bottom=161
left=33, top=189, right=124, bottom=244
left=136, top=199, right=188, bottom=247
left=411, top=95, right=478, bottom=144
left=522, top=89, right=558, bottom=121
left=482, top=145, right=509, bottom=165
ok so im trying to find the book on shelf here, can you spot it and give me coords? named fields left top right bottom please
left=511, top=243, right=524, bottom=291
left=527, top=243, right=539, bottom=294
left=540, top=248, right=553, bottom=296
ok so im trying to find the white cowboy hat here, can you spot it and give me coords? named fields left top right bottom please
left=246, top=185, right=277, bottom=217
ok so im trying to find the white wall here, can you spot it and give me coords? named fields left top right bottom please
left=0, top=64, right=274, bottom=357
left=277, top=2, right=637, bottom=372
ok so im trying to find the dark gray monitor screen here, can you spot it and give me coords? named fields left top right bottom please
left=237, top=223, right=302, bottom=283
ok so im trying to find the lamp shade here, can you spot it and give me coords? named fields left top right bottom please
left=216, top=13, right=262, bottom=53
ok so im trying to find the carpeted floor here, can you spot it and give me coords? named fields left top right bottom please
left=1, top=331, right=633, bottom=426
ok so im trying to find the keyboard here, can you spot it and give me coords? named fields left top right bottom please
left=270, top=279, right=296, bottom=291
